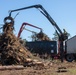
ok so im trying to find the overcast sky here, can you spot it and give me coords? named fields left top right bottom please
left=0, top=0, right=76, bottom=40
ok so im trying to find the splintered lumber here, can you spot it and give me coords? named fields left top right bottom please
left=0, top=65, right=25, bottom=70
left=0, top=16, right=45, bottom=67
left=0, top=32, right=34, bottom=65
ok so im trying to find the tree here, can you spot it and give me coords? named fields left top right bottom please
left=52, top=31, right=58, bottom=41
left=52, top=29, right=71, bottom=41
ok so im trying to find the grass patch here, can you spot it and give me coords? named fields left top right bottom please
left=69, top=68, right=76, bottom=74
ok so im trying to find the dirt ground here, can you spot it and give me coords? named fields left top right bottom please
left=0, top=59, right=76, bottom=75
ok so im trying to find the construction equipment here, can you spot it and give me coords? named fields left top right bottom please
left=17, top=22, right=42, bottom=38
left=18, top=22, right=51, bottom=41
left=9, top=4, right=68, bottom=62
left=17, top=22, right=43, bottom=41
left=3, top=16, right=14, bottom=33
left=65, top=35, right=76, bottom=62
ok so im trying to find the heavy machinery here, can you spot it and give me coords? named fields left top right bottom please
left=18, top=22, right=51, bottom=41
left=65, top=35, right=76, bottom=62
left=8, top=4, right=68, bottom=62
left=17, top=22, right=42, bottom=39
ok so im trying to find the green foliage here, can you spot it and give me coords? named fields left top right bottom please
left=52, top=31, right=58, bottom=41
left=52, top=29, right=71, bottom=41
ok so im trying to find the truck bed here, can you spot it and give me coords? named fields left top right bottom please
left=25, top=41, right=57, bottom=55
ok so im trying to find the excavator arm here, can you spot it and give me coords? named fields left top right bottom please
left=9, top=4, right=68, bottom=40
left=9, top=4, right=63, bottom=35
left=18, top=22, right=42, bottom=38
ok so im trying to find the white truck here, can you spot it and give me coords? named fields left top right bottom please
left=65, top=35, right=76, bottom=62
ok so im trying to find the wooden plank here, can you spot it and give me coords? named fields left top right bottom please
left=0, top=65, right=25, bottom=70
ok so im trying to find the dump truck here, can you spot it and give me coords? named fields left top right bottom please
left=26, top=35, right=76, bottom=62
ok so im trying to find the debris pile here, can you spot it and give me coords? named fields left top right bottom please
left=36, top=31, right=51, bottom=41
left=0, top=16, right=43, bottom=66
left=0, top=32, right=34, bottom=65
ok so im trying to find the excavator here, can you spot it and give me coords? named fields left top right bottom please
left=18, top=22, right=51, bottom=41
left=8, top=4, right=68, bottom=62
left=17, top=22, right=43, bottom=41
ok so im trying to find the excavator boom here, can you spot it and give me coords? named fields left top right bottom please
left=9, top=4, right=62, bottom=35
left=18, top=22, right=42, bottom=38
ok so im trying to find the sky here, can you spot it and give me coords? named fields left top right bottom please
left=0, top=0, right=76, bottom=41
